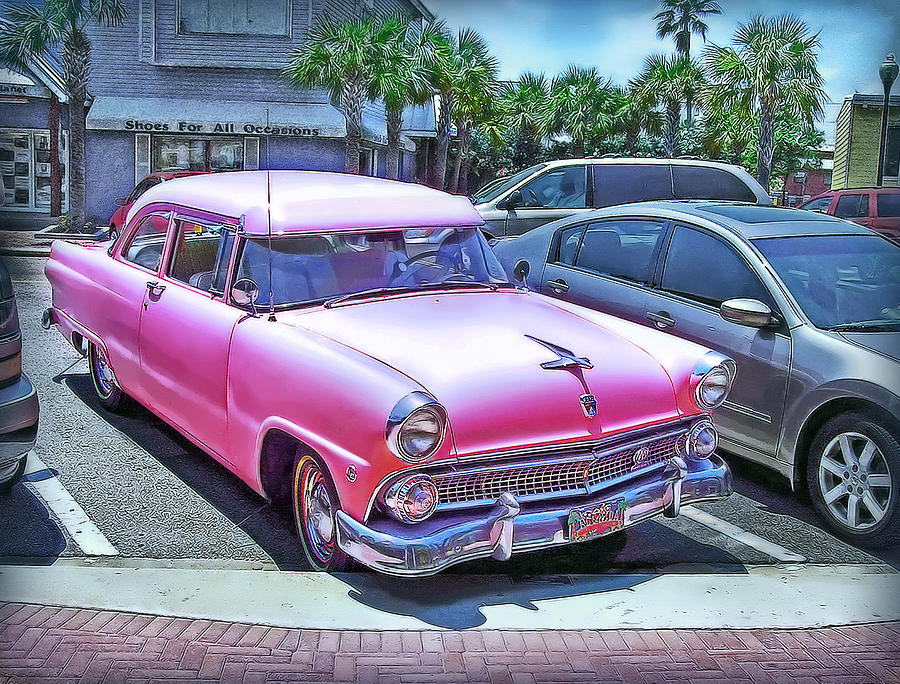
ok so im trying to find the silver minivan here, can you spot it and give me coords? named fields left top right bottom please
left=473, top=158, right=771, bottom=238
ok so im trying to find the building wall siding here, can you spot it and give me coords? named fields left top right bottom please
left=85, top=131, right=135, bottom=221
left=844, top=103, right=900, bottom=189
left=831, top=100, right=851, bottom=190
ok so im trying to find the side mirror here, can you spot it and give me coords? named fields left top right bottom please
left=231, top=278, right=260, bottom=311
left=498, top=189, right=523, bottom=211
left=720, top=298, right=775, bottom=328
left=115, top=197, right=127, bottom=206
left=512, top=259, right=530, bottom=285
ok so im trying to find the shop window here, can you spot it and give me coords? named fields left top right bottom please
left=359, top=148, right=376, bottom=177
left=152, top=136, right=244, bottom=173
left=179, top=0, right=289, bottom=36
left=0, top=129, right=67, bottom=211
left=886, top=126, right=899, bottom=179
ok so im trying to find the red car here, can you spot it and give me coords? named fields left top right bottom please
left=800, top=187, right=900, bottom=239
left=108, top=171, right=208, bottom=236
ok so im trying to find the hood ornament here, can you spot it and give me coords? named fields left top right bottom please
left=525, top=334, right=597, bottom=419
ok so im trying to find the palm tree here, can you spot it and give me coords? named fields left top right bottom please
left=704, top=15, right=825, bottom=191
left=0, top=0, right=127, bottom=230
left=427, top=27, right=495, bottom=190
left=448, top=80, right=499, bottom=194
left=499, top=71, right=549, bottom=160
left=654, top=0, right=722, bottom=122
left=541, top=65, right=616, bottom=158
left=367, top=15, right=440, bottom=180
left=612, top=87, right=663, bottom=155
left=284, top=15, right=381, bottom=175
left=631, top=53, right=704, bottom=157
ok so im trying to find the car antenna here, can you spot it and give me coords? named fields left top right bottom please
left=266, top=171, right=276, bottom=322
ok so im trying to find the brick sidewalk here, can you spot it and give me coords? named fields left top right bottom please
left=1, top=604, right=898, bottom=683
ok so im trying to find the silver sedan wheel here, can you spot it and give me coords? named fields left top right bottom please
left=818, top=431, right=893, bottom=531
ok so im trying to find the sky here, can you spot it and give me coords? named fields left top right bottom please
left=425, top=0, right=900, bottom=146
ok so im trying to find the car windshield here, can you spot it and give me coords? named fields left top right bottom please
left=234, top=227, right=511, bottom=308
left=754, top=234, right=900, bottom=330
left=472, top=163, right=546, bottom=204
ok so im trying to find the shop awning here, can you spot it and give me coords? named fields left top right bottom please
left=361, top=110, right=417, bottom=152
left=86, top=97, right=347, bottom=138
left=401, top=100, right=437, bottom=138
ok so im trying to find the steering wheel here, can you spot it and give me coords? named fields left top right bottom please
left=391, top=250, right=456, bottom=287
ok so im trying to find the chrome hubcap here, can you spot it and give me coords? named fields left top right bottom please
left=94, top=347, right=116, bottom=396
left=818, top=432, right=892, bottom=531
left=301, top=464, right=335, bottom=564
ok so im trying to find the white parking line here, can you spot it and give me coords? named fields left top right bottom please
left=23, top=452, right=119, bottom=557
left=682, top=506, right=807, bottom=563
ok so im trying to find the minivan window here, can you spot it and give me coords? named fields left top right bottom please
left=672, top=166, right=757, bottom=203
left=518, top=166, right=586, bottom=209
left=876, top=193, right=900, bottom=217
left=473, top=163, right=546, bottom=204
left=593, top=164, right=673, bottom=207
left=574, top=219, right=665, bottom=284
left=662, top=226, right=773, bottom=308
left=834, top=194, right=869, bottom=218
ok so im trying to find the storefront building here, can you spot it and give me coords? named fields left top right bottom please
left=832, top=93, right=900, bottom=189
left=3, top=0, right=435, bottom=224
left=0, top=32, right=69, bottom=218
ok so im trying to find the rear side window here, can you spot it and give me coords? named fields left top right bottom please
left=552, top=224, right=586, bottom=265
left=592, top=164, right=673, bottom=208
left=876, top=193, right=900, bottom=217
left=672, top=166, right=757, bottom=203
left=661, top=226, right=774, bottom=308
left=122, top=213, right=170, bottom=272
left=573, top=219, right=665, bottom=284
left=834, top=194, right=869, bottom=218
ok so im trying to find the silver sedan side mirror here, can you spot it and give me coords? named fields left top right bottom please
left=720, top=298, right=774, bottom=328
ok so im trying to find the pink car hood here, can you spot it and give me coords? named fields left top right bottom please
left=284, top=291, right=682, bottom=456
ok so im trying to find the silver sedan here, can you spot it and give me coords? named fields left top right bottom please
left=493, top=201, right=900, bottom=546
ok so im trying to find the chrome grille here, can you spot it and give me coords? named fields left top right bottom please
left=433, top=432, right=683, bottom=509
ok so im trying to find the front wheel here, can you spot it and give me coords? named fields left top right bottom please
left=292, top=453, right=352, bottom=572
left=88, top=342, right=128, bottom=412
left=807, top=412, right=900, bottom=547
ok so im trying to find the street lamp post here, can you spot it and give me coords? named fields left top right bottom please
left=876, top=53, right=899, bottom=187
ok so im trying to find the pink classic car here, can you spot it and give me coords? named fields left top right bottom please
left=44, top=171, right=735, bottom=575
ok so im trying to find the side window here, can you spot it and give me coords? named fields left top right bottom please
left=168, top=219, right=234, bottom=292
left=574, top=219, right=665, bottom=284
left=122, top=214, right=170, bottom=272
left=551, top=224, right=587, bottom=265
left=877, top=193, right=900, bottom=217
left=834, top=194, right=869, bottom=218
left=661, top=226, right=774, bottom=308
left=127, top=178, right=158, bottom=204
left=593, top=164, right=673, bottom=208
left=672, top=166, right=757, bottom=203
left=518, top=167, right=586, bottom=209
left=801, top=196, right=832, bottom=213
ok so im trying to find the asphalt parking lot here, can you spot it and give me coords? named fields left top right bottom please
left=2, top=254, right=899, bottom=577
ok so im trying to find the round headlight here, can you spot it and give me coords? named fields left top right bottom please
left=697, top=366, right=731, bottom=409
left=399, top=407, right=443, bottom=459
left=383, top=473, right=439, bottom=523
left=688, top=420, right=718, bottom=458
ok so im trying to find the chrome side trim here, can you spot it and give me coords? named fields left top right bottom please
left=722, top=400, right=772, bottom=424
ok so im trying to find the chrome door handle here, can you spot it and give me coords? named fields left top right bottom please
left=547, top=279, right=569, bottom=293
left=146, top=281, right=166, bottom=296
left=646, top=310, right=675, bottom=328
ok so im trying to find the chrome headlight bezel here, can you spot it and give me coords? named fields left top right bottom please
left=382, top=472, right=439, bottom=523
left=386, top=392, right=447, bottom=464
left=690, top=352, right=736, bottom=410
left=686, top=419, right=718, bottom=459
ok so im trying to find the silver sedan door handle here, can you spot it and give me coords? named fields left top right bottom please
left=646, top=310, right=675, bottom=329
left=547, top=279, right=569, bottom=293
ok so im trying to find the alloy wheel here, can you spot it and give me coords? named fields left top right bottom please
left=818, top=431, right=893, bottom=531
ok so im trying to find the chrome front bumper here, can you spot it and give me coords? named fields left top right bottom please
left=335, top=454, right=732, bottom=576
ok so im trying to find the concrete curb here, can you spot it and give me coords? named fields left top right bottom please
left=1, top=561, right=898, bottom=631
left=0, top=246, right=51, bottom=257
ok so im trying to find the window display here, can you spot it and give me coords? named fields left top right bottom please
left=152, top=136, right=244, bottom=172
left=0, top=129, right=67, bottom=211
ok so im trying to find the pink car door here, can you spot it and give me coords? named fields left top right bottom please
left=137, top=215, right=242, bottom=461
left=107, top=211, right=173, bottom=399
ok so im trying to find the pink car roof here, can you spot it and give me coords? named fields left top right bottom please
left=127, top=170, right=483, bottom=235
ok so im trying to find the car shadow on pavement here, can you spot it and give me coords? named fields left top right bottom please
left=0, top=481, right=67, bottom=564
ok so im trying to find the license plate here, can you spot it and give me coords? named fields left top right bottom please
left=567, top=497, right=627, bottom=541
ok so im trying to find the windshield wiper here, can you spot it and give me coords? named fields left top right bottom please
left=827, top=320, right=900, bottom=332
left=323, top=286, right=419, bottom=308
